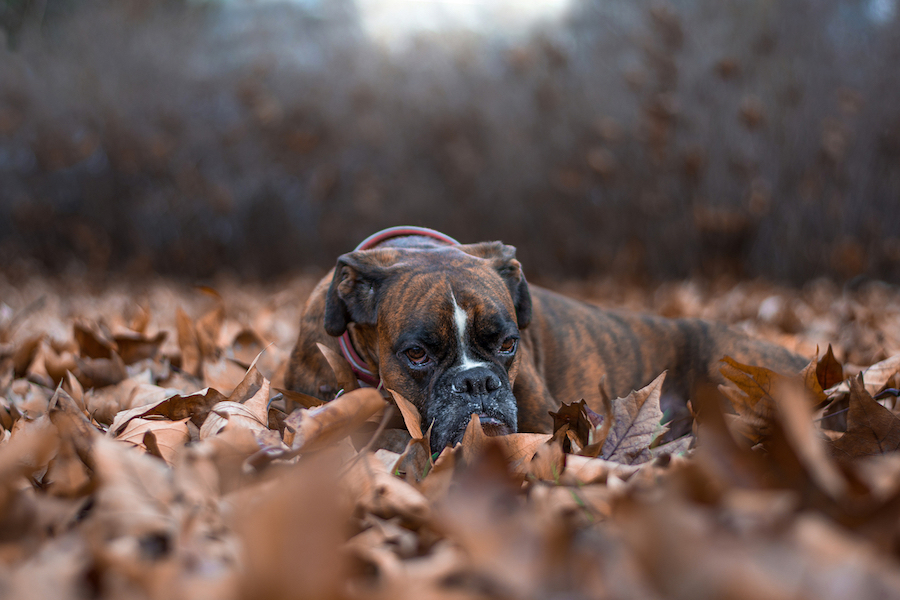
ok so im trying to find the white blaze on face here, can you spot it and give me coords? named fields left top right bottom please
left=452, top=293, right=488, bottom=370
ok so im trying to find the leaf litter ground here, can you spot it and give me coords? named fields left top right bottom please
left=2, top=274, right=900, bottom=600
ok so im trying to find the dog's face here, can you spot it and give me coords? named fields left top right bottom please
left=323, top=242, right=532, bottom=452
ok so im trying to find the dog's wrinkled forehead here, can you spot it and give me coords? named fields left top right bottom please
left=323, top=242, right=532, bottom=338
left=377, top=256, right=516, bottom=330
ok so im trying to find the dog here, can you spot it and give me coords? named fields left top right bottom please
left=285, top=227, right=807, bottom=452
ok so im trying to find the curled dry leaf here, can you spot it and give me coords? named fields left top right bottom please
left=113, top=330, right=167, bottom=365
left=461, top=413, right=552, bottom=469
left=275, top=387, right=326, bottom=409
left=831, top=374, right=900, bottom=461
left=73, top=319, right=117, bottom=360
left=827, top=354, right=900, bottom=398
left=342, top=451, right=430, bottom=523
left=388, top=388, right=424, bottom=440
left=317, top=342, right=361, bottom=392
left=285, top=387, right=385, bottom=454
left=175, top=307, right=202, bottom=378
left=115, top=417, right=191, bottom=464
left=109, top=386, right=226, bottom=437
left=75, top=352, right=128, bottom=389
left=200, top=401, right=268, bottom=440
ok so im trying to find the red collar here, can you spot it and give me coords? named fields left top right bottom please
left=339, top=226, right=460, bottom=388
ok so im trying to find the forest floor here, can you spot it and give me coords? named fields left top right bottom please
left=2, top=272, right=900, bottom=600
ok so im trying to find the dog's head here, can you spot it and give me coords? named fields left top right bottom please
left=323, top=241, right=531, bottom=452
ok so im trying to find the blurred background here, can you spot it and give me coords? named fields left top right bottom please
left=1, top=0, right=899, bottom=286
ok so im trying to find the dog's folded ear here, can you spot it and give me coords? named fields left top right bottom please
left=458, top=242, right=533, bottom=329
left=324, top=251, right=394, bottom=336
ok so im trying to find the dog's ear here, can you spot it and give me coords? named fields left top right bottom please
left=459, top=242, right=533, bottom=329
left=323, top=251, right=394, bottom=336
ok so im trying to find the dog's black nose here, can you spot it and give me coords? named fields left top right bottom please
left=450, top=367, right=502, bottom=396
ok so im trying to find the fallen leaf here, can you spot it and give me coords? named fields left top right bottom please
left=176, top=307, right=202, bottom=378
left=75, top=352, right=128, bottom=389
left=115, top=417, right=191, bottom=464
left=317, top=342, right=360, bottom=393
left=200, top=401, right=268, bottom=439
left=342, top=451, right=431, bottom=522
left=461, top=414, right=551, bottom=469
left=285, top=387, right=385, bottom=454
left=109, top=386, right=225, bottom=436
left=816, top=345, right=845, bottom=391
left=73, top=319, right=117, bottom=359
left=113, top=330, right=167, bottom=365
left=388, top=388, right=424, bottom=440
left=831, top=374, right=900, bottom=461
left=601, top=372, right=668, bottom=465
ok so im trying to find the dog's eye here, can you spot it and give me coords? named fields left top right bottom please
left=404, top=346, right=430, bottom=365
left=498, top=337, right=518, bottom=354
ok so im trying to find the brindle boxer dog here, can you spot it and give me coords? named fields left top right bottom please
left=286, top=227, right=806, bottom=452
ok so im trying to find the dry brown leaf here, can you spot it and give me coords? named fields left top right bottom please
left=231, top=458, right=351, bottom=600
left=527, top=436, right=566, bottom=482
left=316, top=342, right=361, bottom=392
left=387, top=388, right=424, bottom=440
left=74, top=351, right=129, bottom=389
left=342, top=451, right=431, bottom=523
left=275, top=387, right=326, bottom=410
left=113, top=330, right=167, bottom=365
left=774, top=379, right=847, bottom=499
left=461, top=414, right=551, bottom=469
left=109, top=386, right=225, bottom=437
left=816, top=344, right=845, bottom=391
left=176, top=307, right=202, bottom=378
left=230, top=328, right=266, bottom=367
left=73, top=319, right=117, bottom=360
left=196, top=303, right=225, bottom=360
left=831, top=374, right=900, bottom=461
left=650, top=434, right=693, bottom=459
left=226, top=364, right=270, bottom=419
left=548, top=399, right=600, bottom=451
left=116, top=417, right=191, bottom=464
left=284, top=387, right=385, bottom=454
left=827, top=354, right=900, bottom=398
left=203, top=355, right=253, bottom=397
left=200, top=401, right=268, bottom=439
left=559, top=454, right=642, bottom=485
left=601, top=372, right=667, bottom=465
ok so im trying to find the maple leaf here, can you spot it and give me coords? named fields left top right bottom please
left=549, top=399, right=600, bottom=451
left=831, top=374, right=900, bottom=461
left=601, top=372, right=668, bottom=465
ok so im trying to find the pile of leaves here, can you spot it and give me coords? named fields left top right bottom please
left=3, top=278, right=900, bottom=600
